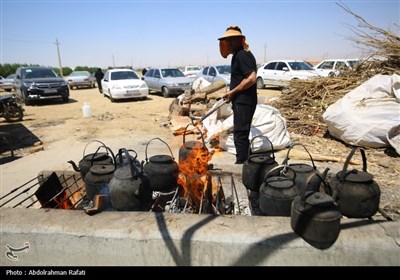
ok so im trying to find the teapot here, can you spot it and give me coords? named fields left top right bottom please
left=143, top=138, right=179, bottom=191
left=329, top=147, right=380, bottom=218
left=242, top=135, right=279, bottom=192
left=68, top=140, right=114, bottom=180
left=259, top=165, right=298, bottom=216
left=109, top=148, right=150, bottom=211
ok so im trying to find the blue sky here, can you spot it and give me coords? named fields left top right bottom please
left=1, top=0, right=399, bottom=69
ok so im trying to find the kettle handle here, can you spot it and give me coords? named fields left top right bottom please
left=82, top=140, right=109, bottom=158
left=338, top=147, right=368, bottom=182
left=145, top=137, right=175, bottom=162
left=118, top=148, right=140, bottom=179
left=282, top=143, right=317, bottom=170
left=182, top=123, right=207, bottom=148
left=90, top=145, right=116, bottom=168
left=247, top=135, right=275, bottom=160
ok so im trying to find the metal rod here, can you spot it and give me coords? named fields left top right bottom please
left=231, top=174, right=241, bottom=215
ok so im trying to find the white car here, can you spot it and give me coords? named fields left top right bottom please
left=67, top=71, right=95, bottom=89
left=182, top=66, right=202, bottom=79
left=102, top=69, right=148, bottom=102
left=256, top=60, right=320, bottom=88
left=313, top=59, right=359, bottom=77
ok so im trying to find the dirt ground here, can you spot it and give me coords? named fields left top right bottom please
left=0, top=86, right=399, bottom=220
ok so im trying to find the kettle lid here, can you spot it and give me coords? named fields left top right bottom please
left=265, top=176, right=294, bottom=189
left=249, top=154, right=274, bottom=164
left=337, top=169, right=373, bottom=182
left=89, top=164, right=115, bottom=175
left=289, top=164, right=314, bottom=172
left=149, top=154, right=174, bottom=164
left=305, top=192, right=334, bottom=207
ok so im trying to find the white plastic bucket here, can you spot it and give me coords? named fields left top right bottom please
left=82, top=102, right=91, bottom=118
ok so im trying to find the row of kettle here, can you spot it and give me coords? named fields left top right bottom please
left=68, top=139, right=181, bottom=211
left=242, top=136, right=381, bottom=244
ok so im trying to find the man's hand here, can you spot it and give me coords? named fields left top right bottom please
left=223, top=91, right=233, bottom=103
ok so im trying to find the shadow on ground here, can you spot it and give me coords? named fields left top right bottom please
left=0, top=123, right=41, bottom=164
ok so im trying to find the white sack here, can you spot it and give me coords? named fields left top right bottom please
left=203, top=103, right=291, bottom=154
left=323, top=74, right=400, bottom=148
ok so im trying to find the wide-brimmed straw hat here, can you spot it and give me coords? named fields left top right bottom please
left=218, top=26, right=245, bottom=40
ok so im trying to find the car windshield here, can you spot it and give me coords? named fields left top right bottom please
left=111, top=71, right=139, bottom=80
left=22, top=68, right=58, bottom=79
left=161, top=69, right=185, bottom=78
left=216, top=65, right=231, bottom=74
left=70, top=71, right=90, bottom=76
left=288, top=62, right=314, bottom=71
left=187, top=66, right=201, bottom=71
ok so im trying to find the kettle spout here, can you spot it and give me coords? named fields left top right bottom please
left=68, top=160, right=80, bottom=172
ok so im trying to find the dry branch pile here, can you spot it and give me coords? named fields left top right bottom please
left=270, top=4, right=400, bottom=137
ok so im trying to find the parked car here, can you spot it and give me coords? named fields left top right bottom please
left=313, top=59, right=359, bottom=77
left=0, top=74, right=16, bottom=92
left=256, top=60, right=320, bottom=88
left=196, top=65, right=231, bottom=85
left=66, top=71, right=96, bottom=89
left=101, top=68, right=148, bottom=102
left=14, top=66, right=69, bottom=105
left=142, top=67, right=192, bottom=97
left=182, top=66, right=202, bottom=79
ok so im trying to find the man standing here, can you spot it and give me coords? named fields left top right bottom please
left=95, top=68, right=104, bottom=93
left=219, top=26, right=257, bottom=164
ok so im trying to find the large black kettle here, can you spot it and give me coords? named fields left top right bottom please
left=259, top=165, right=299, bottom=216
left=143, top=138, right=179, bottom=191
left=109, top=148, right=150, bottom=211
left=68, top=140, right=114, bottom=179
left=329, top=147, right=380, bottom=218
left=242, top=135, right=279, bottom=192
left=291, top=190, right=341, bottom=245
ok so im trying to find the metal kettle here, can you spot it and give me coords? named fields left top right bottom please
left=143, top=138, right=179, bottom=191
left=109, top=148, right=149, bottom=211
left=242, top=135, right=279, bottom=192
left=291, top=190, right=341, bottom=245
left=259, top=165, right=299, bottom=216
left=329, top=147, right=380, bottom=218
left=68, top=140, right=114, bottom=180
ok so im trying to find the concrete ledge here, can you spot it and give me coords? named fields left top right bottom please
left=1, top=208, right=399, bottom=266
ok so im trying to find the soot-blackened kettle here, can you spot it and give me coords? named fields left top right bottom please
left=143, top=138, right=179, bottom=191
left=242, top=135, right=279, bottom=192
left=68, top=140, right=114, bottom=180
left=329, top=147, right=380, bottom=218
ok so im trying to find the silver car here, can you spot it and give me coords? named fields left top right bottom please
left=142, top=67, right=192, bottom=97
left=195, top=65, right=231, bottom=86
left=67, top=71, right=96, bottom=89
left=0, top=74, right=16, bottom=92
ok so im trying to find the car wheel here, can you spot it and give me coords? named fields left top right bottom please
left=162, top=87, right=170, bottom=98
left=109, top=90, right=115, bottom=102
left=69, top=85, right=74, bottom=90
left=62, top=96, right=69, bottom=103
left=256, top=77, right=264, bottom=89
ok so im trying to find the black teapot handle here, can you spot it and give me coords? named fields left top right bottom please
left=118, top=148, right=139, bottom=179
left=338, top=147, right=368, bottom=182
left=247, top=135, right=275, bottom=160
left=145, top=137, right=175, bottom=162
left=182, top=123, right=207, bottom=148
left=89, top=145, right=116, bottom=169
left=82, top=140, right=109, bottom=158
left=282, top=143, right=317, bottom=170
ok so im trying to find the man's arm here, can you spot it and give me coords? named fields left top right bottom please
left=224, top=71, right=256, bottom=102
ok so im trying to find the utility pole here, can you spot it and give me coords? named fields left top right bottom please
left=264, top=43, right=266, bottom=63
left=55, top=38, right=63, bottom=76
left=112, top=55, right=115, bottom=68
